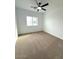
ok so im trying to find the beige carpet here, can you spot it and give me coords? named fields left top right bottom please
left=15, top=31, right=63, bottom=59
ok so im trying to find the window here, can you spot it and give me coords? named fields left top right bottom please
left=26, top=16, right=38, bottom=26
left=27, top=16, right=32, bottom=26
left=32, top=17, right=38, bottom=26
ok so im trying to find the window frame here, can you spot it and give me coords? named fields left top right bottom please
left=26, top=16, right=38, bottom=26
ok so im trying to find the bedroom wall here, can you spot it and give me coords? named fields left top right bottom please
left=44, top=0, right=63, bottom=39
left=16, top=7, right=44, bottom=34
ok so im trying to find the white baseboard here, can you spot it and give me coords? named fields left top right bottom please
left=43, top=30, right=63, bottom=40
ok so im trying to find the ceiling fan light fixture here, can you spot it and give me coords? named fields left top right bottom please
left=31, top=0, right=49, bottom=11
left=37, top=7, right=41, bottom=10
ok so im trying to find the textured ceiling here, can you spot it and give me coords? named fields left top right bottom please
left=15, top=0, right=48, bottom=12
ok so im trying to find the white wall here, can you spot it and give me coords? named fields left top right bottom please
left=44, top=0, right=63, bottom=39
left=16, top=7, right=44, bottom=34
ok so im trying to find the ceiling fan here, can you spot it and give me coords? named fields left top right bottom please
left=31, top=0, right=49, bottom=11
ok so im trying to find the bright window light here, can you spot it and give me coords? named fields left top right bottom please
left=26, top=16, right=38, bottom=26
left=32, top=17, right=38, bottom=26
left=26, top=16, right=32, bottom=26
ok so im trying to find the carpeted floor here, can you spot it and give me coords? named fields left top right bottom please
left=15, top=31, right=63, bottom=59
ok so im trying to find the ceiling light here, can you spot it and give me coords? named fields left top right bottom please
left=37, top=7, right=41, bottom=10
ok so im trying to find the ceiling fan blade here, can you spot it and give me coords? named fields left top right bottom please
left=34, top=0, right=39, bottom=6
left=37, top=9, right=39, bottom=11
left=31, top=6, right=37, bottom=9
left=39, top=2, right=41, bottom=6
left=42, top=8, right=46, bottom=11
left=41, top=3, right=49, bottom=7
